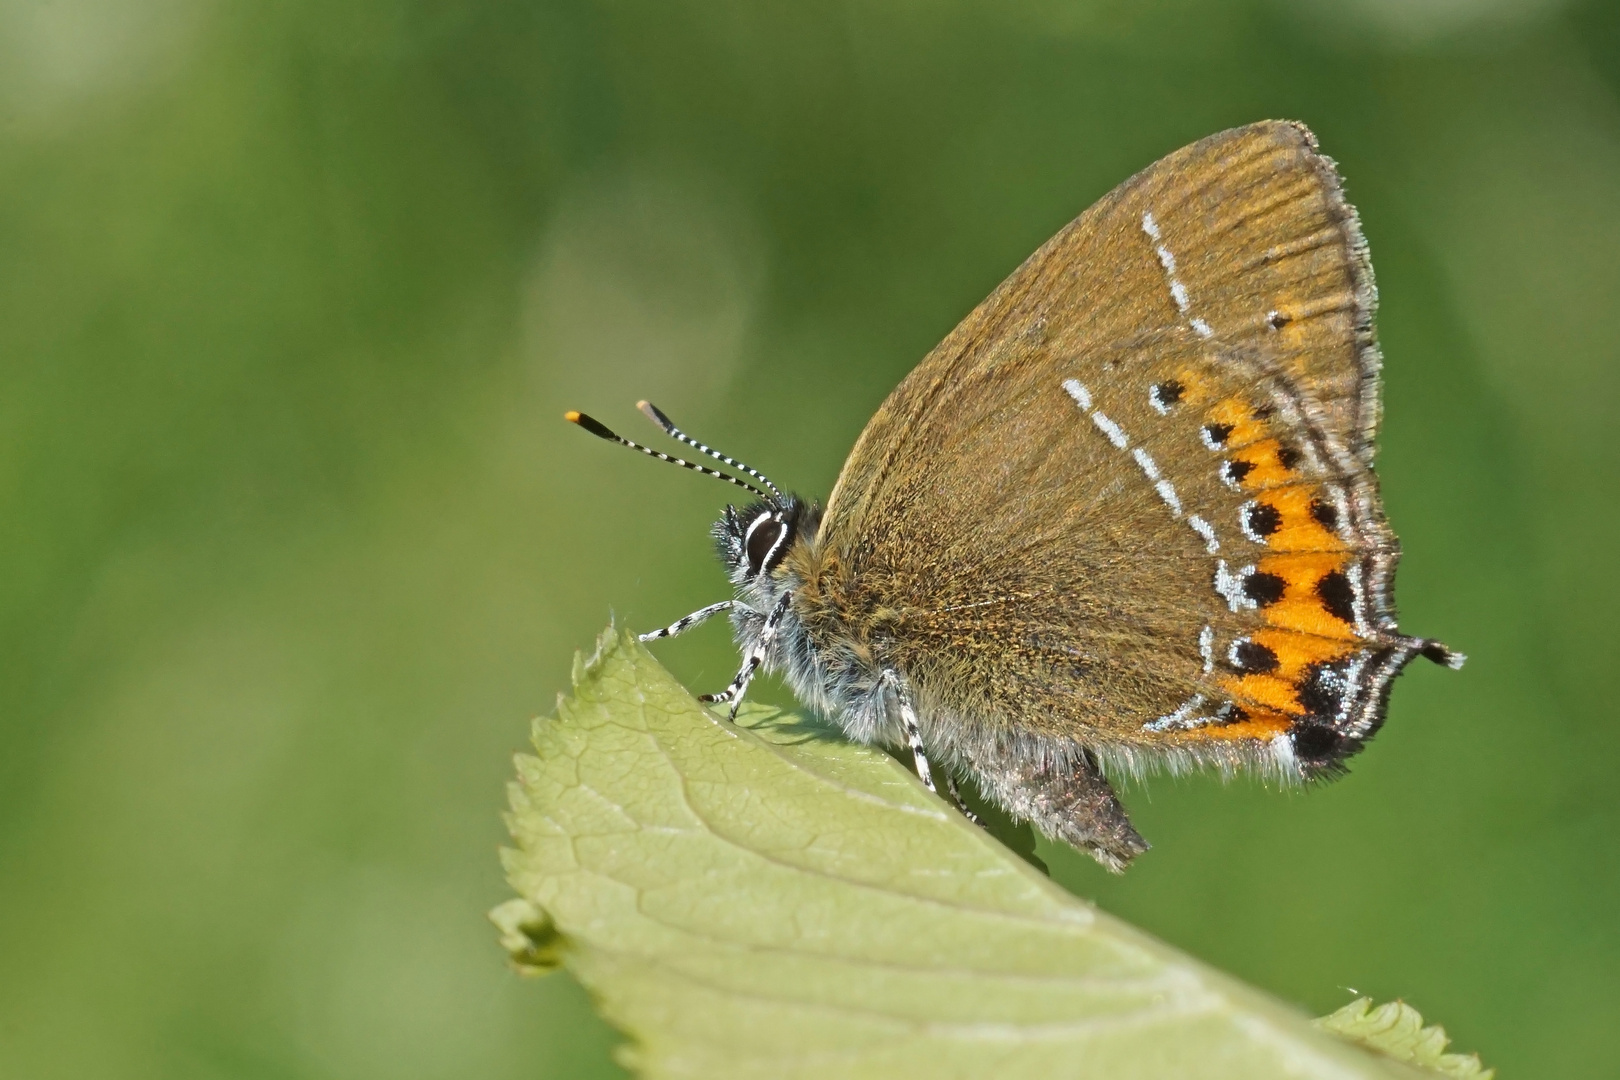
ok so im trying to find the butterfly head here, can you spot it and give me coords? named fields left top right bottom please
left=716, top=497, right=820, bottom=588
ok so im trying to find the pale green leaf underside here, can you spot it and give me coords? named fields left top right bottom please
left=497, top=625, right=1438, bottom=1079
left=1316, top=999, right=1494, bottom=1079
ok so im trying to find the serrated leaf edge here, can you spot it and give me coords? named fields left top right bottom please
left=1315, top=998, right=1493, bottom=1079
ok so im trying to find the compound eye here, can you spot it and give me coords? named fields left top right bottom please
left=743, top=512, right=788, bottom=577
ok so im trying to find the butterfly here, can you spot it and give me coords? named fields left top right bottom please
left=567, top=120, right=1462, bottom=871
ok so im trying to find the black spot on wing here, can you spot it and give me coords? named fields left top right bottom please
left=1298, top=661, right=1346, bottom=719
left=1151, top=379, right=1185, bottom=410
left=1317, top=570, right=1356, bottom=624
left=1243, top=501, right=1282, bottom=538
left=1242, top=571, right=1287, bottom=607
left=1291, top=722, right=1352, bottom=774
left=1232, top=640, right=1279, bottom=674
left=1222, top=460, right=1255, bottom=487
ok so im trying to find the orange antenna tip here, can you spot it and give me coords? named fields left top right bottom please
left=638, top=400, right=674, bottom=430
left=564, top=410, right=582, bottom=423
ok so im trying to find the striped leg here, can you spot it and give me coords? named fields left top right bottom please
left=886, top=670, right=935, bottom=792
left=888, top=670, right=983, bottom=826
left=902, top=711, right=935, bottom=792
left=639, top=600, right=734, bottom=642
left=700, top=654, right=760, bottom=714
left=700, top=592, right=791, bottom=719
left=946, top=773, right=984, bottom=828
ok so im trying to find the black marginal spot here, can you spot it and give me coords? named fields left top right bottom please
left=1276, top=445, right=1302, bottom=470
left=1267, top=310, right=1293, bottom=330
left=1232, top=639, right=1279, bottom=674
left=1242, top=571, right=1287, bottom=607
left=1202, top=422, right=1233, bottom=449
left=1298, top=661, right=1347, bottom=720
left=1214, top=702, right=1248, bottom=725
left=1291, top=722, right=1353, bottom=774
left=1222, top=459, right=1255, bottom=487
left=1316, top=570, right=1356, bottom=624
left=1310, top=497, right=1339, bottom=531
left=1244, top=501, right=1283, bottom=538
left=1151, top=379, right=1185, bottom=409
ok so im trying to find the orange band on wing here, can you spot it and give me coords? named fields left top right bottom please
left=1180, top=710, right=1294, bottom=742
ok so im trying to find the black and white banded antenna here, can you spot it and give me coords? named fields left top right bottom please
left=637, top=400, right=782, bottom=499
left=565, top=410, right=770, bottom=498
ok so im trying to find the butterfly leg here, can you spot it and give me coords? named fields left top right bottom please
left=639, top=600, right=734, bottom=642
left=886, top=670, right=983, bottom=826
left=699, top=593, right=791, bottom=719
left=945, top=773, right=984, bottom=828
left=901, top=711, right=936, bottom=792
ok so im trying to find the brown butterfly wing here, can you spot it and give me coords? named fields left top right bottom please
left=826, top=121, right=1377, bottom=529
left=813, top=121, right=1436, bottom=777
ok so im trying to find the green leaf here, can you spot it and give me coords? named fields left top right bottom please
left=1315, top=998, right=1494, bottom=1079
left=496, top=625, right=1437, bottom=1079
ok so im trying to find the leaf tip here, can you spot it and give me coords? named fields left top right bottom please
left=489, top=897, right=565, bottom=976
left=571, top=619, right=632, bottom=689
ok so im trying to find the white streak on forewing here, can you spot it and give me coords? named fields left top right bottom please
left=1188, top=514, right=1219, bottom=553
left=1131, top=447, right=1161, bottom=480
left=1199, top=625, right=1215, bottom=673
left=1214, top=560, right=1258, bottom=612
left=1140, top=205, right=1216, bottom=336
left=1091, top=410, right=1128, bottom=449
left=1144, top=694, right=1206, bottom=733
left=1062, top=378, right=1092, bottom=410
left=1169, top=280, right=1190, bottom=312
left=1065, top=376, right=1187, bottom=522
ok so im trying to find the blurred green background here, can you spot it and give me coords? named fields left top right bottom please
left=3, top=0, right=1618, bottom=1076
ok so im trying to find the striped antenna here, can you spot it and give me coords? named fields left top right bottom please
left=638, top=400, right=782, bottom=498
left=565, top=411, right=769, bottom=498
